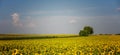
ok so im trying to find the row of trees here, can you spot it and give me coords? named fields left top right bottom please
left=79, top=26, right=94, bottom=36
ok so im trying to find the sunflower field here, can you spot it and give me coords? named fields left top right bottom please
left=0, top=35, right=120, bottom=55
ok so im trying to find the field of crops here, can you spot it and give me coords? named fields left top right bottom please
left=0, top=35, right=120, bottom=55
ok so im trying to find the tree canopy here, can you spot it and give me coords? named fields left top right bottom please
left=79, top=26, right=94, bottom=36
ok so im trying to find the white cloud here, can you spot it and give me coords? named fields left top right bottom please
left=117, top=8, right=120, bottom=11
left=11, top=13, right=36, bottom=28
left=69, top=19, right=77, bottom=24
left=27, top=22, right=36, bottom=28
left=11, top=13, right=23, bottom=27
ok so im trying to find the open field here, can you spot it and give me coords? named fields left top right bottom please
left=0, top=35, right=120, bottom=55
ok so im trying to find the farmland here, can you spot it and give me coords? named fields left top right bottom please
left=0, top=34, right=120, bottom=55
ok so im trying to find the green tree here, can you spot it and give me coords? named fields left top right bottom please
left=79, top=26, right=94, bottom=36
left=79, top=30, right=88, bottom=36
left=83, top=26, right=94, bottom=34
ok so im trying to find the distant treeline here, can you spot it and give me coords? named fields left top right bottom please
left=0, top=34, right=25, bottom=36
left=0, top=34, right=79, bottom=40
left=97, top=34, right=120, bottom=35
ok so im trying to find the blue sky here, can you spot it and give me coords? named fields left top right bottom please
left=0, top=0, right=120, bottom=34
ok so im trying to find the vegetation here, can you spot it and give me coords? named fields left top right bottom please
left=79, top=30, right=88, bottom=36
left=83, top=26, right=94, bottom=34
left=0, top=34, right=78, bottom=40
left=0, top=35, right=120, bottom=55
left=79, top=26, right=94, bottom=36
